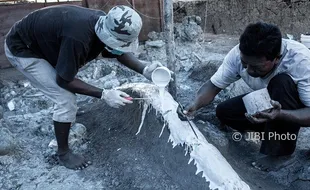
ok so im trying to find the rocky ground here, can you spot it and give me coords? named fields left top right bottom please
left=1, top=16, right=310, bottom=190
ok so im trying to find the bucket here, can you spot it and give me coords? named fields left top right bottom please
left=301, top=34, right=310, bottom=49
left=242, top=88, right=273, bottom=115
left=151, top=66, right=171, bottom=87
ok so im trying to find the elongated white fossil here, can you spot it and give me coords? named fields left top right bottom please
left=118, top=83, right=250, bottom=190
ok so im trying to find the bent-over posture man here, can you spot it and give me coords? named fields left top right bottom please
left=184, top=22, right=310, bottom=171
left=5, top=5, right=162, bottom=170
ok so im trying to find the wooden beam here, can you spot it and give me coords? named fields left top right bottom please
left=164, top=0, right=177, bottom=98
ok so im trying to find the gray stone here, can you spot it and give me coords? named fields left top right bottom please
left=0, top=127, right=15, bottom=156
left=7, top=100, right=15, bottom=111
left=183, top=22, right=203, bottom=41
left=0, top=105, right=3, bottom=119
left=68, top=123, right=87, bottom=146
left=189, top=61, right=221, bottom=81
left=203, top=122, right=228, bottom=148
left=297, top=128, right=310, bottom=150
left=147, top=31, right=164, bottom=41
left=92, top=64, right=103, bottom=80
left=180, top=59, right=194, bottom=72
left=195, top=16, right=202, bottom=25
left=103, top=79, right=120, bottom=89
left=175, top=15, right=204, bottom=42
left=145, top=40, right=165, bottom=48
left=225, top=79, right=253, bottom=98
left=71, top=123, right=87, bottom=139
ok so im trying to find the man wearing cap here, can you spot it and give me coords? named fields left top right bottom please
left=4, top=5, right=162, bottom=170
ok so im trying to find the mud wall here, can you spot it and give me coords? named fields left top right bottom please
left=174, top=0, right=310, bottom=37
left=0, top=1, right=82, bottom=69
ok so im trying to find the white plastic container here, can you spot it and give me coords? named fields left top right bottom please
left=151, top=66, right=171, bottom=87
left=301, top=34, right=310, bottom=49
left=242, top=88, right=273, bottom=115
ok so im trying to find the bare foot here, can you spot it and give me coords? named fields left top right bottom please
left=58, top=150, right=92, bottom=170
left=251, top=154, right=294, bottom=172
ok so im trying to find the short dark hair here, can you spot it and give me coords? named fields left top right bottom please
left=239, top=22, right=282, bottom=61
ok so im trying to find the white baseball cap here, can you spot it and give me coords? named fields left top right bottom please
left=95, top=5, right=142, bottom=52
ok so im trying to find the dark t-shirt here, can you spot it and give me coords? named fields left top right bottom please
left=6, top=5, right=113, bottom=81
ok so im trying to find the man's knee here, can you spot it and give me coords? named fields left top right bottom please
left=215, top=102, right=227, bottom=122
left=267, top=73, right=303, bottom=109
left=53, top=92, right=77, bottom=123
left=268, top=73, right=294, bottom=90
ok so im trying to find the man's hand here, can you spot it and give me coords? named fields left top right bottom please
left=142, top=61, right=174, bottom=81
left=183, top=103, right=198, bottom=117
left=101, top=89, right=133, bottom=108
left=245, top=100, right=282, bottom=124
left=177, top=102, right=198, bottom=121
left=142, top=61, right=163, bottom=81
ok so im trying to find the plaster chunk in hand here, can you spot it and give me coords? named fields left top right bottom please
left=242, top=88, right=273, bottom=115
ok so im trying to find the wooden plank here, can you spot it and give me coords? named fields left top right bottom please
left=132, top=0, right=162, bottom=40
left=0, top=1, right=82, bottom=69
left=164, top=0, right=176, bottom=97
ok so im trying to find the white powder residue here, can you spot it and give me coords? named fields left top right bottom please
left=135, top=103, right=148, bottom=135
left=159, top=122, right=166, bottom=138
left=118, top=83, right=251, bottom=190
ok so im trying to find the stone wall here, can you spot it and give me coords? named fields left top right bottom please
left=174, top=0, right=310, bottom=39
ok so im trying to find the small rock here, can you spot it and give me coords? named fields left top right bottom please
left=180, top=59, right=194, bottom=72
left=93, top=65, right=102, bottom=79
left=197, top=120, right=205, bottom=124
left=138, top=52, right=148, bottom=60
left=48, top=139, right=58, bottom=148
left=147, top=31, right=163, bottom=41
left=104, top=171, right=109, bottom=177
left=7, top=100, right=15, bottom=111
left=176, top=16, right=203, bottom=42
left=0, top=105, right=3, bottom=119
left=4, top=93, right=11, bottom=100
left=195, top=16, right=202, bottom=25
left=114, top=181, right=120, bottom=186
left=69, top=123, right=87, bottom=146
left=225, top=79, right=253, bottom=98
left=0, top=127, right=15, bottom=155
left=103, top=79, right=120, bottom=89
left=71, top=123, right=87, bottom=138
left=39, top=124, right=52, bottom=136
left=176, top=54, right=188, bottom=61
left=17, top=80, right=30, bottom=88
left=10, top=91, right=17, bottom=96
left=145, top=40, right=165, bottom=48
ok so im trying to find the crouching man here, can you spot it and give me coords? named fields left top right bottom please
left=183, top=22, right=310, bottom=171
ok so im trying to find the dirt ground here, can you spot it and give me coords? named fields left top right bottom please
left=1, top=23, right=310, bottom=189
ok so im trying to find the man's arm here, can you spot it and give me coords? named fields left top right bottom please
left=116, top=53, right=145, bottom=74
left=185, top=80, right=222, bottom=114
left=278, top=108, right=310, bottom=126
left=56, top=75, right=102, bottom=98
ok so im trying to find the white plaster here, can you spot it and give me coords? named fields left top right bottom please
left=119, top=83, right=251, bottom=190
left=7, top=100, right=15, bottom=111
left=159, top=122, right=166, bottom=138
left=135, top=103, right=148, bottom=135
